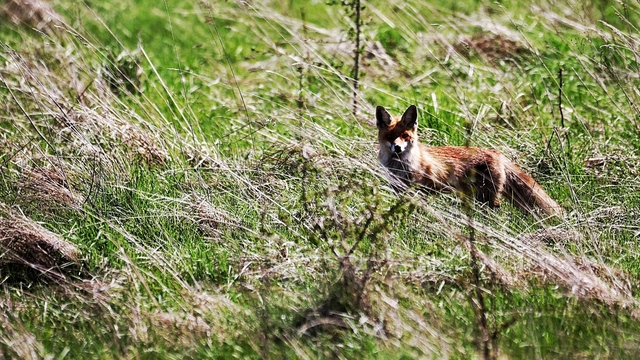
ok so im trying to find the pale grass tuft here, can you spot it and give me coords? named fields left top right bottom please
left=512, top=228, right=633, bottom=305
left=455, top=33, right=531, bottom=62
left=130, top=310, right=211, bottom=346
left=184, top=142, right=226, bottom=169
left=431, top=204, right=636, bottom=307
left=77, top=277, right=125, bottom=305
left=541, top=255, right=633, bottom=304
left=1, top=38, right=170, bottom=170
left=531, top=5, right=613, bottom=41
left=519, top=227, right=583, bottom=246
left=1, top=0, right=63, bottom=32
left=19, top=166, right=84, bottom=210
left=129, top=291, right=247, bottom=346
left=189, top=195, right=241, bottom=238
left=0, top=206, right=80, bottom=270
left=152, top=311, right=211, bottom=334
left=0, top=315, right=51, bottom=360
left=370, top=282, right=453, bottom=357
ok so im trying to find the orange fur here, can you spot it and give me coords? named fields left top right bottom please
left=376, top=105, right=562, bottom=216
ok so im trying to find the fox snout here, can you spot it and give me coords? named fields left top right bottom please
left=390, top=142, right=406, bottom=153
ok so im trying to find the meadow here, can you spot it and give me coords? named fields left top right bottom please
left=1, top=0, right=640, bottom=358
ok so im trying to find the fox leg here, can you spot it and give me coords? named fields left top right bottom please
left=491, top=166, right=507, bottom=207
left=471, top=163, right=504, bottom=207
left=490, top=180, right=504, bottom=207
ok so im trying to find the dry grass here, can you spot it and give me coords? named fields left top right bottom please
left=0, top=316, right=49, bottom=360
left=1, top=0, right=640, bottom=357
left=1, top=0, right=63, bottom=32
left=0, top=205, right=79, bottom=273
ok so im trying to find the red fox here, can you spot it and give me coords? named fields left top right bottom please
left=376, top=105, right=563, bottom=216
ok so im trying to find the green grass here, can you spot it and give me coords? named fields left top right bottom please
left=1, top=0, right=640, bottom=358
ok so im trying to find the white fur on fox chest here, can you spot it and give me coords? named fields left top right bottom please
left=378, top=143, right=421, bottom=185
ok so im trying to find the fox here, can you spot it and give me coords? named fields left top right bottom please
left=376, top=105, right=563, bottom=216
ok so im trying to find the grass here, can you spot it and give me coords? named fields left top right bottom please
left=1, top=0, right=640, bottom=358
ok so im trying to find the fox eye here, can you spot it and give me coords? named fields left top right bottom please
left=401, top=133, right=410, bottom=140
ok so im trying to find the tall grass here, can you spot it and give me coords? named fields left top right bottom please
left=1, top=0, right=640, bottom=358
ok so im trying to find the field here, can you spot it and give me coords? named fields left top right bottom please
left=1, top=0, right=640, bottom=358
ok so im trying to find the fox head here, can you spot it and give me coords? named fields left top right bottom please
left=376, top=105, right=418, bottom=155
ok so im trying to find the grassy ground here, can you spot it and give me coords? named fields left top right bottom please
left=1, top=0, right=640, bottom=358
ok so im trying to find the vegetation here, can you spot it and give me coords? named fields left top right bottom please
left=1, top=0, right=640, bottom=358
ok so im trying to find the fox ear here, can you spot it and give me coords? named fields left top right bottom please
left=401, top=105, right=418, bottom=128
left=376, top=106, right=392, bottom=128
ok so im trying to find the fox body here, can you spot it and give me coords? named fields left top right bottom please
left=376, top=105, right=562, bottom=216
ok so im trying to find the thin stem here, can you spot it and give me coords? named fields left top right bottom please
left=352, top=0, right=361, bottom=117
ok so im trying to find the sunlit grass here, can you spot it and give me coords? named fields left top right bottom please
left=1, top=0, right=640, bottom=358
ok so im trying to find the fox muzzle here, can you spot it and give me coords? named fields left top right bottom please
left=390, top=141, right=408, bottom=153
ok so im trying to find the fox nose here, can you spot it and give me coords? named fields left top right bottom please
left=393, top=145, right=402, bottom=153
